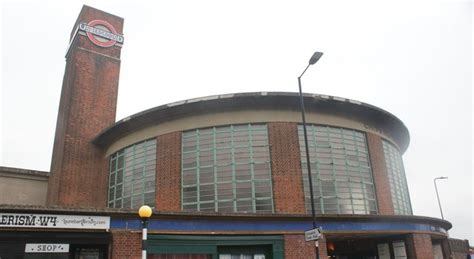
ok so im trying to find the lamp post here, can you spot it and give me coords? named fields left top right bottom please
left=433, top=177, right=453, bottom=258
left=138, top=205, right=153, bottom=259
left=433, top=177, right=448, bottom=220
left=298, top=51, right=323, bottom=259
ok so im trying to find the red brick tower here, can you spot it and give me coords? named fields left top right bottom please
left=47, top=6, right=124, bottom=207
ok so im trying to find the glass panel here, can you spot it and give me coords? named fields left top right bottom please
left=200, top=184, right=215, bottom=202
left=216, top=165, right=233, bottom=182
left=200, top=166, right=215, bottom=184
left=123, top=197, right=131, bottom=208
left=200, top=202, right=215, bottom=212
left=236, top=199, right=253, bottom=212
left=183, top=168, right=197, bottom=185
left=393, top=241, right=407, bottom=258
left=236, top=182, right=252, bottom=199
left=218, top=201, right=234, bottom=212
left=217, top=183, right=233, bottom=200
left=235, top=164, right=251, bottom=181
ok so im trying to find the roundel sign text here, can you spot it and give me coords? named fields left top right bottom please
left=79, top=20, right=124, bottom=48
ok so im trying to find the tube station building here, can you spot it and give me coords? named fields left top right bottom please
left=0, top=5, right=470, bottom=259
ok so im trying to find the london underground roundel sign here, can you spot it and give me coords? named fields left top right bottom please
left=79, top=20, right=124, bottom=48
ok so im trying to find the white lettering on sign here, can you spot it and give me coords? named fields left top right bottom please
left=77, top=20, right=124, bottom=48
left=305, top=227, right=322, bottom=241
left=25, top=244, right=70, bottom=253
left=0, top=213, right=110, bottom=230
left=79, top=23, right=124, bottom=43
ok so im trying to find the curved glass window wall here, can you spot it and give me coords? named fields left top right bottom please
left=181, top=124, right=273, bottom=213
left=108, top=139, right=156, bottom=209
left=382, top=140, right=412, bottom=215
left=298, top=125, right=377, bottom=215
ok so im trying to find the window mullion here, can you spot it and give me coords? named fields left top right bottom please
left=230, top=125, right=237, bottom=212
left=196, top=129, right=201, bottom=211
left=213, top=127, right=218, bottom=212
left=248, top=124, right=257, bottom=212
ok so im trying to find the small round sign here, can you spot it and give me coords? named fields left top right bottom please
left=79, top=19, right=124, bottom=48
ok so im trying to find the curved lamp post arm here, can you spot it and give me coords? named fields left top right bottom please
left=298, top=51, right=323, bottom=259
left=433, top=177, right=448, bottom=220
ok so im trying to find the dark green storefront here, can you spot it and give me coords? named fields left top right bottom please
left=148, top=235, right=284, bottom=259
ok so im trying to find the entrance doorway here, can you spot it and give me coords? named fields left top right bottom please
left=326, top=238, right=408, bottom=259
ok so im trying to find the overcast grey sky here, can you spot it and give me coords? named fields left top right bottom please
left=1, top=0, right=472, bottom=242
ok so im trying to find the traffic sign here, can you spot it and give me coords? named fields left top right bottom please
left=305, top=227, right=322, bottom=241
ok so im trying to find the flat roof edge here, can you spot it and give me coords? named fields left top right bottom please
left=93, top=92, right=410, bottom=152
left=0, top=166, right=50, bottom=177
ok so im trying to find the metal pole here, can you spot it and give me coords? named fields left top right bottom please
left=142, top=218, right=148, bottom=259
left=433, top=177, right=452, bottom=258
left=298, top=68, right=319, bottom=259
left=434, top=178, right=445, bottom=220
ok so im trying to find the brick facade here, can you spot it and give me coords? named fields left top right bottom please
left=284, top=234, right=327, bottom=259
left=156, top=132, right=182, bottom=212
left=447, top=238, right=469, bottom=259
left=268, top=122, right=306, bottom=214
left=47, top=6, right=123, bottom=207
left=3, top=4, right=455, bottom=259
left=111, top=230, right=141, bottom=259
left=366, top=133, right=395, bottom=215
left=406, top=233, right=435, bottom=259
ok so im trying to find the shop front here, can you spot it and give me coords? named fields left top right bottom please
left=147, top=235, right=283, bottom=259
left=323, top=233, right=450, bottom=259
left=109, top=213, right=451, bottom=259
left=0, top=212, right=110, bottom=259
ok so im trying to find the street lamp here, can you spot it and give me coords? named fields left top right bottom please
left=138, top=205, right=153, bottom=259
left=433, top=177, right=453, bottom=258
left=298, top=51, right=323, bottom=259
left=433, top=177, right=448, bottom=220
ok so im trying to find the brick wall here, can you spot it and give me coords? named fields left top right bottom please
left=284, top=234, right=327, bottom=259
left=111, top=230, right=141, bottom=259
left=448, top=238, right=470, bottom=259
left=268, top=122, right=306, bottom=214
left=366, top=133, right=395, bottom=215
left=156, top=132, right=182, bottom=212
left=47, top=6, right=123, bottom=207
left=405, top=233, right=434, bottom=259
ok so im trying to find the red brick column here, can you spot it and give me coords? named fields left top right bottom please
left=156, top=132, right=182, bottom=212
left=267, top=122, right=305, bottom=214
left=405, top=233, right=434, bottom=259
left=111, top=230, right=141, bottom=259
left=47, top=6, right=124, bottom=207
left=366, top=133, right=395, bottom=215
left=284, top=234, right=327, bottom=259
